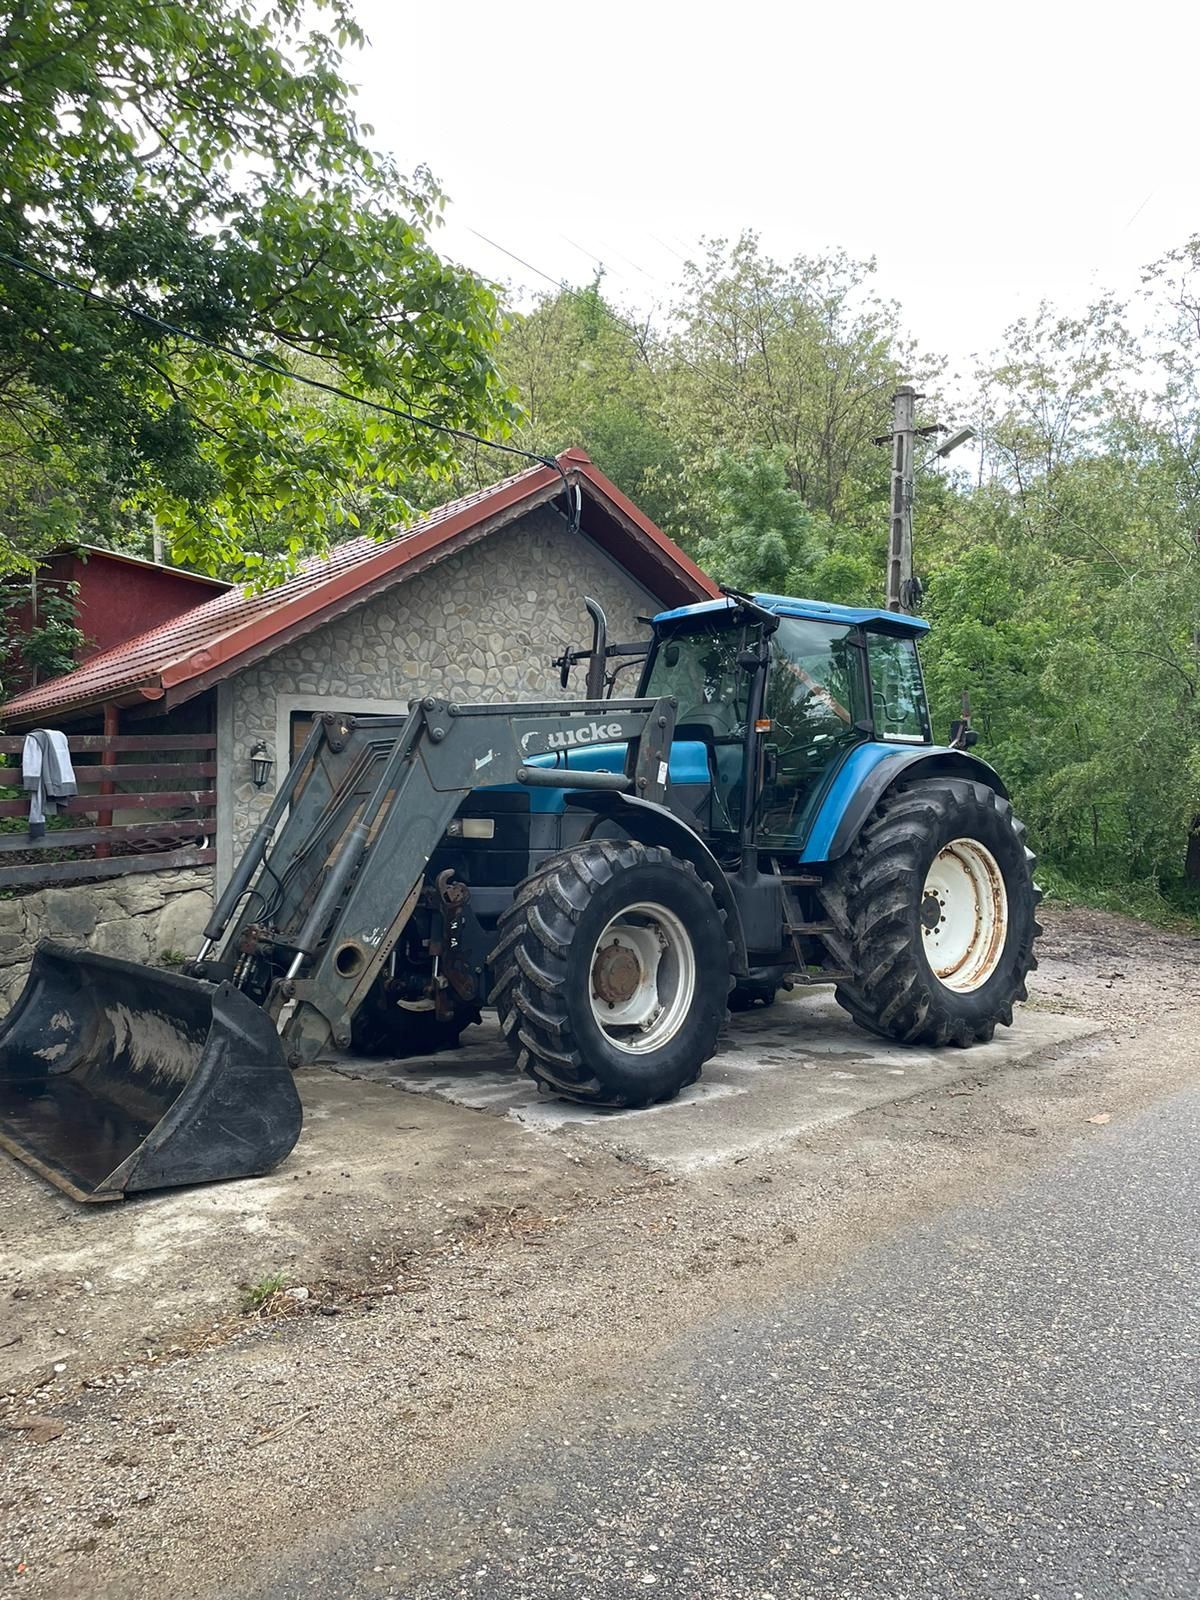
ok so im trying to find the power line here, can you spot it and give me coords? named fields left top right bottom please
left=469, top=226, right=739, bottom=397
left=648, top=233, right=691, bottom=266
left=466, top=228, right=663, bottom=352
left=466, top=228, right=563, bottom=292
left=0, top=247, right=578, bottom=519
left=560, top=234, right=607, bottom=275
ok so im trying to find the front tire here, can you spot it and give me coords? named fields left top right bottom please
left=489, top=840, right=731, bottom=1106
left=824, top=777, right=1040, bottom=1047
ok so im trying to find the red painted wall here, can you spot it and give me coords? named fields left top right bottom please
left=63, top=553, right=226, bottom=660
left=4, top=551, right=227, bottom=680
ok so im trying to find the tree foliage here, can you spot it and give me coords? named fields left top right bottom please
left=0, top=576, right=85, bottom=693
left=922, top=289, right=1200, bottom=897
left=496, top=277, right=679, bottom=527
left=663, top=236, right=925, bottom=519
left=690, top=448, right=825, bottom=593
left=0, top=0, right=516, bottom=578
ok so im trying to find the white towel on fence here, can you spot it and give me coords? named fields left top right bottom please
left=22, top=729, right=77, bottom=838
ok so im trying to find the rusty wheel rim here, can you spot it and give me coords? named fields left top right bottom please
left=588, top=902, right=696, bottom=1054
left=920, top=838, right=1008, bottom=993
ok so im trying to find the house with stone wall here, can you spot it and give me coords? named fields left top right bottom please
left=0, top=450, right=718, bottom=1001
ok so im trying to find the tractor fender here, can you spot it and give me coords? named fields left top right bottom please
left=806, top=746, right=1010, bottom=864
left=565, top=792, right=750, bottom=976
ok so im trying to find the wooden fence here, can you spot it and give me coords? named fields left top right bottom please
left=0, top=733, right=216, bottom=889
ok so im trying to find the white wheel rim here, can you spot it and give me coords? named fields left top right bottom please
left=588, top=901, right=696, bottom=1054
left=920, top=838, right=1008, bottom=993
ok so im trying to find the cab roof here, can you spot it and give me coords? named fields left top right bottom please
left=652, top=593, right=931, bottom=634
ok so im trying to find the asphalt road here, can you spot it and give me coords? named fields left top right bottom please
left=263, top=1087, right=1200, bottom=1600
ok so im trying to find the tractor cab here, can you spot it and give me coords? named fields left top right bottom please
left=641, top=594, right=932, bottom=853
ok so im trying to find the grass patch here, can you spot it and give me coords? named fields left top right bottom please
left=240, top=1272, right=288, bottom=1315
left=1038, top=864, right=1200, bottom=933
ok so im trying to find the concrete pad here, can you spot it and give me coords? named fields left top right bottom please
left=329, top=990, right=1100, bottom=1174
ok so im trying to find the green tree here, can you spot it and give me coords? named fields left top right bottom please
left=0, top=576, right=86, bottom=694
left=691, top=447, right=827, bottom=592
left=663, top=234, right=931, bottom=520
left=0, top=0, right=516, bottom=579
left=929, top=295, right=1200, bottom=893
left=497, top=279, right=680, bottom=527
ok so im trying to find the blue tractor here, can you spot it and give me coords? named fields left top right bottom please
left=473, top=588, right=1041, bottom=1107
left=0, top=589, right=1040, bottom=1198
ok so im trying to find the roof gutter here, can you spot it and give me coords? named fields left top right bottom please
left=0, top=676, right=166, bottom=730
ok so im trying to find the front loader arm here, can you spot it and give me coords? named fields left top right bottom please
left=200, top=696, right=677, bottom=1067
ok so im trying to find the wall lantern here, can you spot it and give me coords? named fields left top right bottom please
left=249, top=740, right=275, bottom=790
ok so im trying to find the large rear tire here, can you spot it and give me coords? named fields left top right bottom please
left=823, top=777, right=1040, bottom=1047
left=489, top=839, right=731, bottom=1106
left=349, top=987, right=476, bottom=1057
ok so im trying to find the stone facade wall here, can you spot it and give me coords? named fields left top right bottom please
left=218, top=507, right=662, bottom=875
left=0, top=867, right=213, bottom=1014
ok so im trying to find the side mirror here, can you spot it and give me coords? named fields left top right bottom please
left=737, top=647, right=764, bottom=672
left=949, top=720, right=979, bottom=750
left=553, top=646, right=577, bottom=690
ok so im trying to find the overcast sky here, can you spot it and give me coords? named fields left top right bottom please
left=351, top=0, right=1198, bottom=382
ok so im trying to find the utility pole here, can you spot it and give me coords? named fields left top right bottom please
left=878, top=388, right=975, bottom=613
left=885, top=385, right=918, bottom=613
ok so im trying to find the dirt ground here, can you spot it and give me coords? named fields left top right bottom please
left=1, top=903, right=1198, bottom=1599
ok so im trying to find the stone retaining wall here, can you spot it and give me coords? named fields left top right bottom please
left=0, top=866, right=214, bottom=1014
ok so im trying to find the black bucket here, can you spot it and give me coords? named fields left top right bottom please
left=0, top=942, right=302, bottom=1202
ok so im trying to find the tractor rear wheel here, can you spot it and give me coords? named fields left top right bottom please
left=349, top=988, right=477, bottom=1057
left=824, top=777, right=1040, bottom=1047
left=489, top=839, right=731, bottom=1106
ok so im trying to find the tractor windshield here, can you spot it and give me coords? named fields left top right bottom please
left=642, top=616, right=752, bottom=736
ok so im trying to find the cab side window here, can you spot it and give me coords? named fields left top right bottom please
left=759, top=620, right=868, bottom=842
left=867, top=634, right=929, bottom=742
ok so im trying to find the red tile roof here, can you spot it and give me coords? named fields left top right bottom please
left=0, top=450, right=718, bottom=725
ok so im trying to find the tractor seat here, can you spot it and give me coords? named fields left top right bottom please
left=674, top=722, right=743, bottom=833
left=674, top=705, right=739, bottom=739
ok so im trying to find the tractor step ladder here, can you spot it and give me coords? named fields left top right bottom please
left=771, top=858, right=851, bottom=985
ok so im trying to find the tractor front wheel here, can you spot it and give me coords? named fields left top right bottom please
left=489, top=840, right=731, bottom=1106
left=825, top=777, right=1040, bottom=1047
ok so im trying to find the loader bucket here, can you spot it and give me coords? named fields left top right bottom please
left=0, top=942, right=302, bottom=1202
